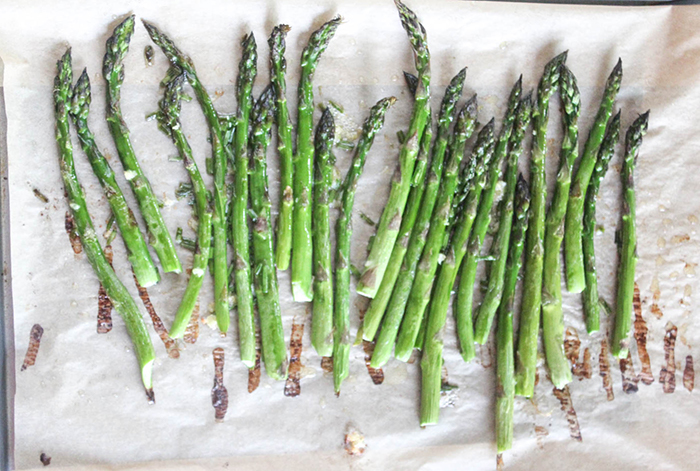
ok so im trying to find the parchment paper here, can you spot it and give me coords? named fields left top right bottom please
left=1, top=0, right=699, bottom=469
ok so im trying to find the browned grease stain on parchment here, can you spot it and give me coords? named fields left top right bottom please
left=599, top=339, right=615, bottom=401
left=248, top=328, right=262, bottom=394
left=534, top=425, right=549, bottom=449
left=565, top=328, right=592, bottom=380
left=64, top=211, right=82, bottom=254
left=183, top=301, right=200, bottom=344
left=619, top=352, right=640, bottom=394
left=633, top=283, right=654, bottom=385
left=496, top=453, right=505, bottom=471
left=650, top=276, right=663, bottom=319
left=552, top=386, right=582, bottom=442
left=211, top=347, right=228, bottom=421
left=660, top=322, right=678, bottom=394
left=21, top=324, right=44, bottom=371
left=321, top=356, right=333, bottom=373
left=132, top=270, right=179, bottom=359
left=284, top=319, right=304, bottom=397
left=683, top=355, right=694, bottom=392
left=96, top=245, right=114, bottom=334
left=362, top=340, right=384, bottom=385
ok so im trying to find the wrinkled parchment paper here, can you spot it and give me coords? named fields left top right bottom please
left=2, top=0, right=699, bottom=469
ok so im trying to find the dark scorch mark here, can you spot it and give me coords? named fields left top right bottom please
left=619, top=352, right=640, bottom=394
left=64, top=211, right=82, bottom=254
left=660, top=322, right=677, bottom=393
left=599, top=339, right=614, bottom=401
left=633, top=283, right=654, bottom=385
left=683, top=355, right=694, bottom=392
left=132, top=269, right=179, bottom=359
left=39, top=452, right=51, bottom=466
left=362, top=340, right=384, bottom=385
left=96, top=245, right=114, bottom=333
left=21, top=324, right=44, bottom=371
left=552, top=386, right=582, bottom=442
left=211, top=347, right=228, bottom=421
left=284, top=318, right=304, bottom=397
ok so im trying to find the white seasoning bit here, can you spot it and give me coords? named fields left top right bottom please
left=204, top=315, right=218, bottom=330
left=438, top=253, right=446, bottom=264
left=192, top=268, right=205, bottom=277
left=344, top=429, right=366, bottom=456
left=69, top=202, right=80, bottom=211
left=124, top=170, right=138, bottom=181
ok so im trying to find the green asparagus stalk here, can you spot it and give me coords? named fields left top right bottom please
left=55, top=49, right=155, bottom=400
left=292, top=16, right=341, bottom=302
left=473, top=94, right=533, bottom=343
left=419, top=120, right=496, bottom=425
left=231, top=33, right=258, bottom=369
left=541, top=64, right=580, bottom=389
left=398, top=119, right=496, bottom=363
left=361, top=73, right=433, bottom=342
left=156, top=74, right=213, bottom=339
left=514, top=51, right=567, bottom=398
left=370, top=75, right=469, bottom=369
left=69, top=70, right=160, bottom=288
left=564, top=59, right=622, bottom=293
left=103, top=15, right=181, bottom=274
left=612, top=111, right=649, bottom=358
left=496, top=174, right=530, bottom=453
left=357, top=0, right=431, bottom=299
left=582, top=111, right=621, bottom=334
left=269, top=25, right=294, bottom=271
left=250, top=86, right=288, bottom=379
left=312, top=108, right=336, bottom=357
left=458, top=77, right=521, bottom=352
left=334, top=97, right=395, bottom=393
left=143, top=21, right=233, bottom=345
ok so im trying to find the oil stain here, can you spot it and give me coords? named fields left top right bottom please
left=552, top=386, right=582, bottom=442
left=132, top=270, right=179, bottom=359
left=659, top=322, right=678, bottom=393
left=96, top=245, right=113, bottom=334
left=633, top=283, right=654, bottom=385
left=683, top=355, right=694, bottom=392
left=362, top=340, right=384, bottom=385
left=64, top=212, right=82, bottom=254
left=211, top=347, right=228, bottom=421
left=248, top=328, right=261, bottom=394
left=535, top=425, right=549, bottom=449
left=321, top=356, right=333, bottom=373
left=21, top=324, right=44, bottom=371
left=599, top=339, right=614, bottom=401
left=284, top=318, right=304, bottom=397
left=183, top=301, right=200, bottom=344
left=619, top=352, right=640, bottom=394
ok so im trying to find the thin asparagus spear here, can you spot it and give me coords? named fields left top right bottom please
left=582, top=111, right=621, bottom=334
left=541, top=64, right=580, bottom=389
left=612, top=111, right=649, bottom=358
left=361, top=74, right=433, bottom=342
left=473, top=94, right=533, bottom=343
left=564, top=59, right=623, bottom=293
left=496, top=175, right=530, bottom=453
left=69, top=70, right=160, bottom=288
left=103, top=15, right=181, bottom=274
left=143, top=21, right=233, bottom=345
left=399, top=119, right=496, bottom=363
left=231, top=33, right=257, bottom=369
left=55, top=49, right=155, bottom=400
left=370, top=76, right=469, bottom=369
left=312, top=108, right=336, bottom=357
left=269, top=25, right=294, bottom=271
left=334, top=97, right=395, bottom=393
left=458, top=77, right=521, bottom=352
left=250, top=86, right=288, bottom=379
left=357, top=0, right=431, bottom=299
left=514, top=51, right=567, bottom=398
left=292, top=16, right=341, bottom=302
left=419, top=121, right=496, bottom=425
left=156, top=74, right=213, bottom=339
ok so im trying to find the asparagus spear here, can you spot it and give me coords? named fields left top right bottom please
left=143, top=21, right=233, bottom=345
left=55, top=49, right=155, bottom=400
left=564, top=59, right=623, bottom=293
left=156, top=74, right=213, bottom=339
left=334, top=97, right=395, bottom=393
left=357, top=0, right=431, bottom=299
left=582, top=111, right=621, bottom=334
left=231, top=33, right=257, bottom=369
left=292, top=16, right=341, bottom=302
left=420, top=120, right=496, bottom=425
left=473, top=94, right=533, bottom=342
left=458, top=77, right=521, bottom=352
left=496, top=175, right=530, bottom=453
left=399, top=119, right=496, bottom=363
left=361, top=74, right=433, bottom=342
left=612, top=111, right=649, bottom=358
left=541, top=64, right=580, bottom=389
left=370, top=76, right=470, bottom=369
left=250, top=86, right=288, bottom=379
left=514, top=51, right=567, bottom=398
left=269, top=25, right=294, bottom=271
left=69, top=70, right=160, bottom=288
left=312, top=108, right=335, bottom=357
left=103, top=15, right=181, bottom=274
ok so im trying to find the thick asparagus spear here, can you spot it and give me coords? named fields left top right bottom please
left=458, top=77, right=521, bottom=352
left=292, top=16, right=341, bottom=302
left=420, top=121, right=496, bottom=425
left=156, top=74, right=213, bottom=339
left=312, top=108, right=336, bottom=357
left=399, top=119, right=496, bottom=363
left=582, top=111, right=621, bottom=334
left=473, top=94, right=533, bottom=342
left=612, top=111, right=649, bottom=358
left=514, top=51, right=567, bottom=398
left=564, top=59, right=622, bottom=293
left=250, top=86, right=288, bottom=379
left=269, top=25, right=294, bottom=271
left=69, top=70, right=160, bottom=288
left=334, top=97, right=395, bottom=394
left=541, top=64, right=580, bottom=389
left=143, top=21, right=233, bottom=344
left=231, top=33, right=258, bottom=368
left=55, top=49, right=155, bottom=400
left=357, top=0, right=431, bottom=298
left=370, top=78, right=470, bottom=369
left=103, top=15, right=181, bottom=275
left=496, top=175, right=530, bottom=453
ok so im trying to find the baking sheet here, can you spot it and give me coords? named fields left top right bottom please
left=1, top=0, right=699, bottom=469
